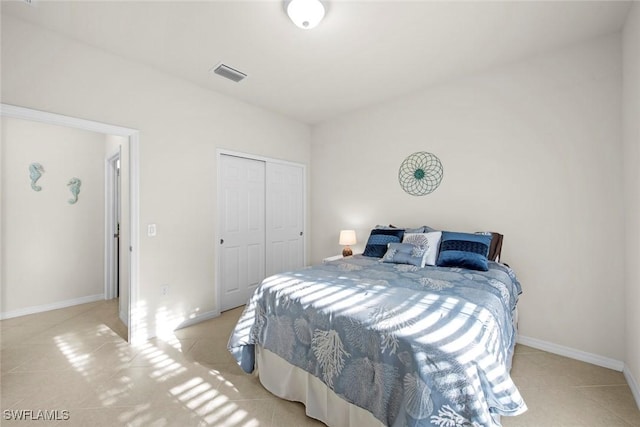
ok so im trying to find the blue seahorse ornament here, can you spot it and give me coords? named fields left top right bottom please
left=29, top=163, right=44, bottom=191
left=67, top=177, right=82, bottom=204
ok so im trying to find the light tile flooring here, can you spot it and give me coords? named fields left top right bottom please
left=1, top=300, right=638, bottom=426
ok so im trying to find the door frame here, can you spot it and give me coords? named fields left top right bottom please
left=1, top=104, right=141, bottom=343
left=215, top=148, right=307, bottom=313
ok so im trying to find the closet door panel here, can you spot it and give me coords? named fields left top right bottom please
left=219, top=155, right=265, bottom=311
left=266, top=163, right=304, bottom=277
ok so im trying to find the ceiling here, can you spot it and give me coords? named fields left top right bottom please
left=1, top=0, right=632, bottom=124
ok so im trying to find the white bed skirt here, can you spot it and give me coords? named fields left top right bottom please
left=256, top=305, right=520, bottom=427
left=256, top=346, right=384, bottom=427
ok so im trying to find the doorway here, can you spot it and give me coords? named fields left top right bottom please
left=0, top=104, right=140, bottom=343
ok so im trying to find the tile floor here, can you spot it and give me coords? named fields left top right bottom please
left=1, top=300, right=639, bottom=426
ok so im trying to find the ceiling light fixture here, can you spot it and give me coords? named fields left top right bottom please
left=286, top=0, right=325, bottom=30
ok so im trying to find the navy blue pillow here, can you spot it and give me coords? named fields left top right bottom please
left=362, top=228, right=405, bottom=258
left=436, top=231, right=491, bottom=271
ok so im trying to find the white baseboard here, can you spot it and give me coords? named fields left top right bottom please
left=174, top=310, right=220, bottom=331
left=517, top=335, right=624, bottom=371
left=623, top=365, right=640, bottom=410
left=0, top=294, right=104, bottom=320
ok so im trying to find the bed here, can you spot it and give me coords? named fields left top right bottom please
left=228, top=228, right=527, bottom=427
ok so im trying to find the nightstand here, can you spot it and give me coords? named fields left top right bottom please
left=323, top=254, right=344, bottom=263
left=323, top=253, right=361, bottom=263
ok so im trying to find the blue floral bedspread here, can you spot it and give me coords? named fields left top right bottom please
left=228, top=255, right=527, bottom=427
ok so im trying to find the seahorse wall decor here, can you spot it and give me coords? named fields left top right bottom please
left=67, top=177, right=82, bottom=204
left=29, top=162, right=45, bottom=191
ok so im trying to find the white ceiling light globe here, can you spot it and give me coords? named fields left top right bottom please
left=287, top=0, right=325, bottom=30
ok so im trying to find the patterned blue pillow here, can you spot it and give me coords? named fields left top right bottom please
left=436, top=231, right=491, bottom=271
left=382, top=242, right=428, bottom=267
left=362, top=228, right=404, bottom=258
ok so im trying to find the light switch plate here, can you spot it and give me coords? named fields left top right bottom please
left=148, top=224, right=157, bottom=237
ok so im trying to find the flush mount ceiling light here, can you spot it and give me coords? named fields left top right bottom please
left=286, top=0, right=325, bottom=30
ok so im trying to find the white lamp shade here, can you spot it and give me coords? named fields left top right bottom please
left=339, top=230, right=357, bottom=246
left=287, top=0, right=325, bottom=29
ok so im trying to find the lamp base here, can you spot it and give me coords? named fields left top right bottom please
left=342, top=247, right=353, bottom=257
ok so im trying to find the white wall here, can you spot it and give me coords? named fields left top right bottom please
left=1, top=15, right=311, bottom=338
left=1, top=117, right=105, bottom=315
left=623, top=2, right=640, bottom=404
left=311, top=35, right=625, bottom=362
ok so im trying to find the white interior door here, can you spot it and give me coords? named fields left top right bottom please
left=106, top=150, right=121, bottom=302
left=266, top=162, right=304, bottom=276
left=219, top=155, right=266, bottom=311
left=107, top=136, right=130, bottom=328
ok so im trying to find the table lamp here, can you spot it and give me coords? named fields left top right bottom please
left=339, top=230, right=357, bottom=257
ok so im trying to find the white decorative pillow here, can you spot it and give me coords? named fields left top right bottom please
left=402, top=231, right=442, bottom=266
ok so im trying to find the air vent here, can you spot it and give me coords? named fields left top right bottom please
left=21, top=0, right=37, bottom=5
left=211, top=63, right=247, bottom=83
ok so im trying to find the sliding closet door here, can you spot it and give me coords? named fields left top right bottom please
left=266, top=162, right=304, bottom=276
left=219, top=155, right=266, bottom=311
left=218, top=153, right=305, bottom=311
